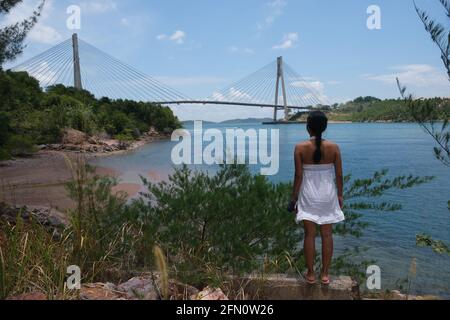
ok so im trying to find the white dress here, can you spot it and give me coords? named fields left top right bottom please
left=296, top=163, right=345, bottom=225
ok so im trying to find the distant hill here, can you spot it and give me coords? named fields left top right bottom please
left=182, top=118, right=273, bottom=126
left=220, top=118, right=273, bottom=124
left=292, top=97, right=449, bottom=123
left=181, top=120, right=217, bottom=126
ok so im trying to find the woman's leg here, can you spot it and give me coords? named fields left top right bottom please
left=320, top=224, right=334, bottom=278
left=303, top=220, right=317, bottom=277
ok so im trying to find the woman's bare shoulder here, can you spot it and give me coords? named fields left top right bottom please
left=295, top=140, right=312, bottom=150
left=324, top=140, right=340, bottom=148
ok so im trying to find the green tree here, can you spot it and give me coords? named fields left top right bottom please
left=0, top=0, right=45, bottom=68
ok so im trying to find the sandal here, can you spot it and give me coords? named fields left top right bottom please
left=321, top=275, right=331, bottom=286
left=304, top=273, right=317, bottom=285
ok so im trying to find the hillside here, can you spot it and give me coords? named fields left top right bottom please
left=293, top=97, right=450, bottom=123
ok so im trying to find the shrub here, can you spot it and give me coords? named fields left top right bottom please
left=5, top=135, right=37, bottom=157
left=132, top=165, right=433, bottom=287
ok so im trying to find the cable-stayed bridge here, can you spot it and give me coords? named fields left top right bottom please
left=12, top=34, right=326, bottom=122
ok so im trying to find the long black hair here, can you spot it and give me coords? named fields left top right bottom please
left=307, top=111, right=328, bottom=164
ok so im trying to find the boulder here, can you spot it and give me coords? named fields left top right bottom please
left=0, top=202, right=68, bottom=237
left=229, top=274, right=360, bottom=300
left=62, top=129, right=87, bottom=145
left=193, top=287, right=229, bottom=301
left=117, top=277, right=159, bottom=300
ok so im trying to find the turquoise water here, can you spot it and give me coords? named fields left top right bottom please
left=91, top=122, right=450, bottom=297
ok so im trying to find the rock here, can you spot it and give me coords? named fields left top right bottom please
left=386, top=290, right=440, bottom=301
left=88, top=137, right=100, bottom=145
left=193, top=287, right=229, bottom=301
left=167, top=280, right=200, bottom=300
left=62, top=129, right=88, bottom=145
left=229, top=274, right=360, bottom=300
left=80, top=283, right=126, bottom=300
left=0, top=202, right=68, bottom=234
left=6, top=292, right=47, bottom=300
left=117, top=277, right=159, bottom=300
left=146, top=127, right=160, bottom=137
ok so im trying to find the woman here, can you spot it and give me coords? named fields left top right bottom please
left=289, top=111, right=345, bottom=285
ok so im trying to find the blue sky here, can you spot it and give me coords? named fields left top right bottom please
left=3, top=0, right=450, bottom=121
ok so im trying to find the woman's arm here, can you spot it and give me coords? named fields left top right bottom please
left=292, top=145, right=304, bottom=202
left=334, top=145, right=344, bottom=209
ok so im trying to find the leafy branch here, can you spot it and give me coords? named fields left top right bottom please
left=414, top=0, right=450, bottom=79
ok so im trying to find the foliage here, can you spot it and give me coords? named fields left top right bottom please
left=293, top=97, right=449, bottom=123
left=0, top=70, right=181, bottom=159
left=414, top=0, right=450, bottom=79
left=398, top=83, right=450, bottom=167
left=64, top=156, right=133, bottom=281
left=5, top=135, right=36, bottom=157
left=416, top=234, right=450, bottom=255
left=130, top=164, right=432, bottom=287
left=0, top=158, right=433, bottom=298
left=338, top=98, right=449, bottom=123
left=0, top=216, right=73, bottom=300
left=0, top=0, right=45, bottom=68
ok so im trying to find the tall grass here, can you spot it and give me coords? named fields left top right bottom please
left=0, top=217, right=73, bottom=300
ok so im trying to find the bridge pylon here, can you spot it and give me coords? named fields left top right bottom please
left=72, top=33, right=82, bottom=90
left=274, top=56, right=289, bottom=122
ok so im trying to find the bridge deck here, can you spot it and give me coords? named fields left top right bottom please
left=159, top=100, right=312, bottom=110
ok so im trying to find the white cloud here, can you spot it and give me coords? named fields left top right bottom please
left=79, top=1, right=117, bottom=14
left=227, top=46, right=254, bottom=54
left=289, top=79, right=329, bottom=105
left=211, top=87, right=254, bottom=102
left=170, top=30, right=186, bottom=44
left=258, top=0, right=287, bottom=31
left=29, top=24, right=62, bottom=44
left=157, top=30, right=187, bottom=44
left=273, top=32, right=298, bottom=50
left=292, top=80, right=325, bottom=92
left=120, top=18, right=130, bottom=27
left=365, top=64, right=448, bottom=87
left=0, top=0, right=62, bottom=45
left=155, top=76, right=227, bottom=87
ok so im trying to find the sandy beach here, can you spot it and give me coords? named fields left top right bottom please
left=0, top=151, right=143, bottom=212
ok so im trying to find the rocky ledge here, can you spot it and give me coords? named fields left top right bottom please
left=0, top=202, right=68, bottom=236
left=40, top=128, right=171, bottom=155
left=4, top=273, right=363, bottom=301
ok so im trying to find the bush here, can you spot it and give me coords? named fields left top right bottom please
left=131, top=165, right=434, bottom=287
left=133, top=164, right=299, bottom=285
left=0, top=148, right=10, bottom=160
left=5, top=135, right=37, bottom=157
left=0, top=111, right=10, bottom=147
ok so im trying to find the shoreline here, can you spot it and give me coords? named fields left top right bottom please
left=0, top=135, right=168, bottom=212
